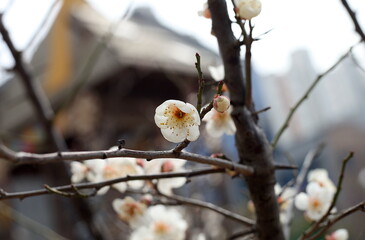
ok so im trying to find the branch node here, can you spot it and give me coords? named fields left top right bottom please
left=117, top=139, right=126, bottom=150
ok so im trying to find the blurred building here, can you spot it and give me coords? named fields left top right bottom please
left=0, top=1, right=221, bottom=239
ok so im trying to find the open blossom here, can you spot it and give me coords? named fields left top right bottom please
left=112, top=196, right=147, bottom=228
left=308, top=169, right=336, bottom=193
left=88, top=157, right=144, bottom=194
left=325, top=229, right=349, bottom=240
left=213, top=95, right=230, bottom=113
left=145, top=158, right=187, bottom=194
left=295, top=182, right=333, bottom=221
left=154, top=100, right=201, bottom=143
left=234, top=0, right=262, bottom=20
left=208, top=65, right=225, bottom=82
left=203, top=106, right=236, bottom=138
left=130, top=205, right=188, bottom=240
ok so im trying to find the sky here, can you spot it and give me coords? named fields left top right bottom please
left=0, top=0, right=365, bottom=80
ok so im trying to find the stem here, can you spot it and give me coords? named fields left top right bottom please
left=0, top=168, right=224, bottom=200
left=271, top=46, right=354, bottom=149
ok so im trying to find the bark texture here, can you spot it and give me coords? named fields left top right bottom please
left=208, top=1, right=285, bottom=239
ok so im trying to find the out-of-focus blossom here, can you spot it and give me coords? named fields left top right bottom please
left=213, top=95, right=230, bottom=113
left=325, top=228, right=349, bottom=240
left=145, top=158, right=187, bottom=194
left=154, top=100, right=200, bottom=143
left=70, top=161, right=88, bottom=183
left=308, top=168, right=336, bottom=193
left=203, top=106, right=236, bottom=138
left=70, top=159, right=105, bottom=183
left=130, top=205, right=188, bottom=240
left=198, top=3, right=211, bottom=19
left=234, top=0, right=262, bottom=20
left=295, top=182, right=333, bottom=221
left=208, top=65, right=225, bottom=82
left=275, top=184, right=296, bottom=224
left=112, top=196, right=147, bottom=228
left=88, top=157, right=144, bottom=194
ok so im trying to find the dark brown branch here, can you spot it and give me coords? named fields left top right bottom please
left=0, top=144, right=254, bottom=176
left=340, top=0, right=365, bottom=43
left=208, top=1, right=284, bottom=239
left=0, top=168, right=224, bottom=201
left=158, top=192, right=255, bottom=226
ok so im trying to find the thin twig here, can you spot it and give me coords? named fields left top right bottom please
left=195, top=52, right=205, bottom=114
left=0, top=143, right=254, bottom=176
left=271, top=46, right=355, bottom=149
left=314, top=201, right=365, bottom=238
left=300, top=152, right=354, bottom=240
left=228, top=228, right=256, bottom=240
left=244, top=20, right=254, bottom=112
left=25, top=0, right=60, bottom=50
left=0, top=13, right=66, bottom=151
left=158, top=192, right=255, bottom=226
left=0, top=168, right=225, bottom=201
left=282, top=144, right=324, bottom=240
left=340, top=0, right=365, bottom=43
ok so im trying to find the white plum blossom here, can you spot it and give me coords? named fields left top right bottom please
left=112, top=196, right=147, bottom=228
left=70, top=159, right=105, bottom=183
left=208, top=65, right=225, bottom=82
left=130, top=205, right=188, bottom=240
left=88, top=157, right=144, bottom=194
left=154, top=100, right=201, bottom=143
left=275, top=184, right=296, bottom=224
left=203, top=106, right=236, bottom=138
left=70, top=161, right=88, bottom=183
left=145, top=158, right=187, bottom=195
left=234, top=0, right=262, bottom=20
left=308, top=168, right=336, bottom=193
left=213, top=95, right=230, bottom=113
left=295, top=182, right=333, bottom=221
left=325, top=228, right=349, bottom=240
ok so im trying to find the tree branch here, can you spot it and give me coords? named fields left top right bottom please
left=282, top=144, right=324, bottom=239
left=300, top=152, right=354, bottom=240
left=340, top=0, right=365, bottom=43
left=271, top=45, right=355, bottom=149
left=0, top=168, right=224, bottom=201
left=0, top=13, right=66, bottom=151
left=0, top=143, right=254, bottom=176
left=208, top=1, right=284, bottom=239
left=158, top=192, right=255, bottom=226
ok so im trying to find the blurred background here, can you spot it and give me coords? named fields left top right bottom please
left=0, top=0, right=365, bottom=239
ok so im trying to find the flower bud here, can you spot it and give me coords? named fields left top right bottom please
left=213, top=95, right=230, bottom=113
left=198, top=3, right=211, bottom=19
left=235, top=0, right=262, bottom=20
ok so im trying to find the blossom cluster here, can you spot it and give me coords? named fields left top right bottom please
left=294, top=169, right=337, bottom=221
left=70, top=157, right=187, bottom=195
left=113, top=197, right=188, bottom=240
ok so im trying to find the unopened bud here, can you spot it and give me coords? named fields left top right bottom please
left=235, top=0, right=262, bottom=20
left=213, top=95, right=230, bottom=113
